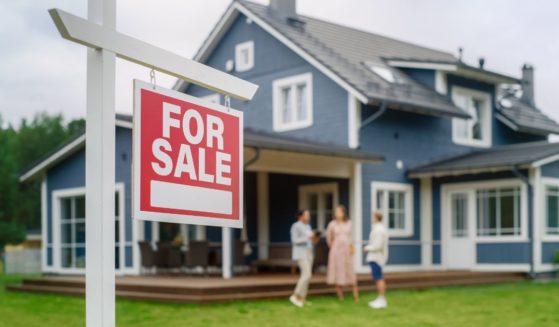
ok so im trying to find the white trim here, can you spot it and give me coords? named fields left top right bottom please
left=532, top=154, right=559, bottom=168
left=440, top=179, right=529, bottom=269
left=347, top=94, right=361, bottom=149
left=115, top=119, right=133, bottom=129
left=420, top=178, right=433, bottom=268
left=451, top=86, right=492, bottom=148
left=409, top=165, right=528, bottom=179
left=386, top=60, right=458, bottom=72
left=298, top=182, right=339, bottom=232
left=532, top=168, right=542, bottom=272
left=540, top=176, right=559, bottom=242
left=350, top=163, right=364, bottom=271
left=51, top=183, right=126, bottom=275
left=371, top=181, right=414, bottom=237
left=41, top=176, right=49, bottom=272
left=20, top=134, right=85, bottom=182
left=234, top=3, right=369, bottom=104
left=234, top=40, right=254, bottom=72
left=495, top=113, right=519, bottom=131
left=257, top=172, right=269, bottom=259
left=272, top=72, right=313, bottom=132
left=435, top=70, right=447, bottom=95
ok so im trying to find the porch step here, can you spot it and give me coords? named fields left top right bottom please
left=7, top=271, right=527, bottom=304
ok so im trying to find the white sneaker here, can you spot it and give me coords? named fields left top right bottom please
left=368, top=297, right=387, bottom=309
left=289, top=295, right=304, bottom=308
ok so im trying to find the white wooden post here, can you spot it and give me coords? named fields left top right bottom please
left=85, top=0, right=115, bottom=326
left=222, top=227, right=232, bottom=279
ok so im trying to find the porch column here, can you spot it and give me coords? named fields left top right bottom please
left=257, top=172, right=269, bottom=259
left=195, top=226, right=206, bottom=240
left=222, top=227, right=232, bottom=279
left=530, top=168, right=542, bottom=273
left=350, top=162, right=363, bottom=271
left=420, top=177, right=433, bottom=268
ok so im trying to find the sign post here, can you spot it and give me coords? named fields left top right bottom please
left=49, top=3, right=257, bottom=326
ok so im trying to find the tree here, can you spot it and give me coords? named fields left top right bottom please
left=0, top=112, right=85, bottom=247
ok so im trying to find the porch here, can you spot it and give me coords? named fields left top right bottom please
left=7, top=271, right=526, bottom=304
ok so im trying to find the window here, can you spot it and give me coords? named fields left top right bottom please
left=364, top=62, right=404, bottom=84
left=235, top=41, right=254, bottom=72
left=273, top=73, right=313, bottom=132
left=545, top=186, right=559, bottom=236
left=372, top=182, right=413, bottom=237
left=476, top=187, right=521, bottom=236
left=451, top=87, right=492, bottom=147
left=56, top=188, right=124, bottom=271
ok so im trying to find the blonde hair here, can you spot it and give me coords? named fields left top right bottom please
left=373, top=210, right=383, bottom=222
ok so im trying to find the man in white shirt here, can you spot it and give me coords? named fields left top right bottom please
left=364, top=210, right=389, bottom=309
left=289, top=209, right=317, bottom=308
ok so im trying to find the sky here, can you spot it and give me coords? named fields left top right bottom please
left=1, top=0, right=558, bottom=127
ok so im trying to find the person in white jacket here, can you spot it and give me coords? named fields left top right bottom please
left=364, top=210, right=389, bottom=309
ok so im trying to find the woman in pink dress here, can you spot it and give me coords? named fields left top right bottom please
left=326, top=205, right=358, bottom=301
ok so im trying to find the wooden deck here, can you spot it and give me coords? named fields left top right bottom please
left=7, top=271, right=526, bottom=304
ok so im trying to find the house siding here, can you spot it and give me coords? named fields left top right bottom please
left=45, top=127, right=135, bottom=270
left=542, top=242, right=559, bottom=264
left=186, top=13, right=349, bottom=147
left=541, top=160, right=559, bottom=177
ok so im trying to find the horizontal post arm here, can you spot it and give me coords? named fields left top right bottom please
left=49, top=8, right=258, bottom=101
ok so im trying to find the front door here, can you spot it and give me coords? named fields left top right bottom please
left=299, top=183, right=339, bottom=232
left=446, top=191, right=474, bottom=270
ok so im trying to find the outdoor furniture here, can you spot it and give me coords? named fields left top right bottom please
left=155, top=242, right=182, bottom=270
left=251, top=244, right=296, bottom=274
left=184, top=240, right=210, bottom=274
left=138, top=241, right=156, bottom=274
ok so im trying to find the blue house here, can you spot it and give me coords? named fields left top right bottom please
left=21, top=0, right=559, bottom=276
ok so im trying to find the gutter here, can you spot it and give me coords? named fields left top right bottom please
left=511, top=165, right=535, bottom=279
left=359, top=100, right=387, bottom=134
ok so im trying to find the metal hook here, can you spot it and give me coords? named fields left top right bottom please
left=225, top=95, right=231, bottom=112
left=149, top=68, right=156, bottom=90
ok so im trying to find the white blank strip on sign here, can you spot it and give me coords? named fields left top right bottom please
left=150, top=180, right=232, bottom=215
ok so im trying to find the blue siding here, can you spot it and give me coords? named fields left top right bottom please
left=186, top=14, right=349, bottom=147
left=542, top=242, right=559, bottom=263
left=432, top=244, right=441, bottom=265
left=387, top=244, right=421, bottom=265
left=46, top=127, right=135, bottom=269
left=477, top=243, right=530, bottom=264
left=542, top=160, right=559, bottom=177
left=401, top=68, right=435, bottom=89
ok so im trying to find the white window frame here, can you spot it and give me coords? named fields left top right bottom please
left=441, top=179, right=528, bottom=243
left=200, top=93, right=220, bottom=104
left=298, top=182, right=339, bottom=232
left=371, top=181, right=414, bottom=237
left=273, top=72, right=313, bottom=132
left=52, top=183, right=126, bottom=274
left=542, top=177, right=559, bottom=240
left=476, top=187, right=522, bottom=238
left=451, top=86, right=492, bottom=148
left=235, top=40, right=254, bottom=72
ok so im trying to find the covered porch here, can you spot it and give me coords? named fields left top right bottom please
left=140, top=129, right=383, bottom=278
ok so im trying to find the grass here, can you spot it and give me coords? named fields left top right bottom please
left=0, top=274, right=558, bottom=327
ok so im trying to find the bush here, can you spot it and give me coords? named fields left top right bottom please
left=0, top=221, right=25, bottom=249
left=554, top=251, right=559, bottom=266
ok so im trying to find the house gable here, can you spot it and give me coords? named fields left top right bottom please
left=186, top=12, right=350, bottom=147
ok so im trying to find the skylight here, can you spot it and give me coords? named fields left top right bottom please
left=365, top=62, right=403, bottom=84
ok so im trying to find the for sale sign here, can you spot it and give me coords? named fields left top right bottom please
left=133, top=80, right=243, bottom=228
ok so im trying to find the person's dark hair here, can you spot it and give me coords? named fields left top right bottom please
left=296, top=210, right=308, bottom=220
left=336, top=204, right=349, bottom=221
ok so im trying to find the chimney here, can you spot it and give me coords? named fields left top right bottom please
left=521, top=64, right=535, bottom=106
left=269, top=0, right=297, bottom=21
left=478, top=57, right=485, bottom=70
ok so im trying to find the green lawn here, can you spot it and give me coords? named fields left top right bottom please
left=0, top=274, right=558, bottom=327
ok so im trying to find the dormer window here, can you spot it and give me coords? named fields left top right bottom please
left=452, top=86, right=492, bottom=148
left=273, top=73, right=313, bottom=132
left=235, top=41, right=254, bottom=72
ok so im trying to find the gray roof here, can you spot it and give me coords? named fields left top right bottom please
left=238, top=1, right=469, bottom=119
left=408, top=141, right=559, bottom=177
left=497, top=96, right=559, bottom=135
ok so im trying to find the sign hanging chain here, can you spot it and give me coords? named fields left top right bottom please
left=149, top=68, right=156, bottom=90
left=225, top=95, right=231, bottom=112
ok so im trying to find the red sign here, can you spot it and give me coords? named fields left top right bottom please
left=133, top=80, right=243, bottom=228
